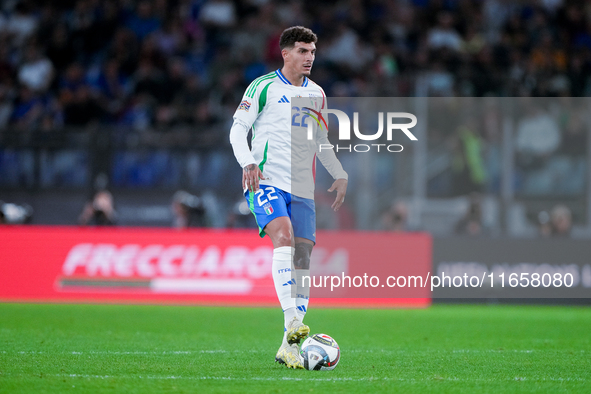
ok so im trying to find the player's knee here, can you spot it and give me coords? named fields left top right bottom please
left=294, top=243, right=313, bottom=270
left=274, top=229, right=293, bottom=248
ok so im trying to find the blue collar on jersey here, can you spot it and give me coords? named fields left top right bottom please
left=275, top=69, right=309, bottom=87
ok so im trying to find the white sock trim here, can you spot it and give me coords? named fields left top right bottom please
left=272, top=246, right=296, bottom=312
left=295, top=269, right=310, bottom=322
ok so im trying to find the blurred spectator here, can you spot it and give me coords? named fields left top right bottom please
left=58, top=64, right=104, bottom=126
left=559, top=103, right=587, bottom=157
left=187, top=100, right=221, bottom=145
left=119, top=92, right=152, bottom=130
left=1, top=0, right=591, bottom=135
left=59, top=62, right=87, bottom=93
left=5, top=1, right=38, bottom=47
left=176, top=74, right=206, bottom=119
left=108, top=28, right=140, bottom=76
left=171, top=190, right=206, bottom=228
left=530, top=31, right=567, bottom=74
left=67, top=0, right=99, bottom=60
left=425, top=60, right=455, bottom=96
left=90, top=59, right=130, bottom=116
left=567, top=53, right=589, bottom=97
left=323, top=20, right=373, bottom=73
left=462, top=22, right=486, bottom=55
left=62, top=85, right=104, bottom=126
left=45, top=24, right=75, bottom=71
left=127, top=0, right=161, bottom=41
left=539, top=204, right=573, bottom=237
left=451, top=118, right=487, bottom=196
left=92, top=0, right=122, bottom=53
left=1, top=0, right=591, bottom=233
left=17, top=45, right=54, bottom=92
left=132, top=58, right=165, bottom=102
left=0, top=42, right=15, bottom=85
left=232, top=14, right=268, bottom=63
left=455, top=193, right=484, bottom=236
left=199, top=0, right=236, bottom=29
left=0, top=83, right=15, bottom=128
left=79, top=190, right=117, bottom=225
left=380, top=200, right=409, bottom=232
left=10, top=85, right=46, bottom=130
left=515, top=103, right=561, bottom=170
left=160, top=58, right=186, bottom=105
left=427, top=11, right=463, bottom=51
left=551, top=205, right=572, bottom=237
left=153, top=16, right=186, bottom=56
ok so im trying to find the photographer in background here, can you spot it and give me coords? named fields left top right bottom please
left=380, top=200, right=410, bottom=232
left=538, top=205, right=572, bottom=238
left=79, top=190, right=117, bottom=226
left=455, top=193, right=484, bottom=236
left=0, top=200, right=33, bottom=224
left=171, top=190, right=207, bottom=228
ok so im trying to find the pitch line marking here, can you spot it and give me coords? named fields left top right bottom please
left=4, top=349, right=583, bottom=355
left=1, top=373, right=587, bottom=383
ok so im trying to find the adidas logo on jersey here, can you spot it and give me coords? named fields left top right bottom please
left=278, top=95, right=290, bottom=103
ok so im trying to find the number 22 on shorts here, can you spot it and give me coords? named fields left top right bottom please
left=256, top=186, right=278, bottom=206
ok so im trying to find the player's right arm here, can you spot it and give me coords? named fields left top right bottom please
left=229, top=84, right=265, bottom=192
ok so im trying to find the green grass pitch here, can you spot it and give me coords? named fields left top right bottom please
left=0, top=303, right=590, bottom=393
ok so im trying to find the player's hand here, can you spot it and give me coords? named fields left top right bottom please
left=328, top=178, right=348, bottom=211
left=243, top=163, right=265, bottom=192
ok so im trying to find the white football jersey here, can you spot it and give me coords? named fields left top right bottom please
left=231, top=69, right=347, bottom=199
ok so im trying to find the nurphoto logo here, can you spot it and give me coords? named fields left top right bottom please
left=304, top=108, right=418, bottom=153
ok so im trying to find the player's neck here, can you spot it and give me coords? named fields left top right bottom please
left=280, top=66, right=305, bottom=87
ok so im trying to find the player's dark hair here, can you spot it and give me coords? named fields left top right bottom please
left=279, top=26, right=317, bottom=50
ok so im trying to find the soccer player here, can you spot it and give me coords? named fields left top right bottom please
left=229, top=26, right=348, bottom=369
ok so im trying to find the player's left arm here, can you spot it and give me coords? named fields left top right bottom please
left=316, top=118, right=348, bottom=212
left=327, top=178, right=348, bottom=212
left=307, top=86, right=348, bottom=210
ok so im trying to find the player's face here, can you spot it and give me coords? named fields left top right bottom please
left=286, top=42, right=316, bottom=76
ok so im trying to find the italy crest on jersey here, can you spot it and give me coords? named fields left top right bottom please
left=263, top=203, right=274, bottom=215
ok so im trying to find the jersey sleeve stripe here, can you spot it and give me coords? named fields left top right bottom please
left=248, top=71, right=274, bottom=86
left=246, top=73, right=276, bottom=98
left=246, top=75, right=275, bottom=98
left=245, top=72, right=273, bottom=97
left=246, top=74, right=272, bottom=97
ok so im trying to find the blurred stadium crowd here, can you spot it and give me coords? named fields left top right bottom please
left=1, top=0, right=591, bottom=131
left=0, top=0, right=589, bottom=235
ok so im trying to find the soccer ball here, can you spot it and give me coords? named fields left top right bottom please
left=300, top=333, right=340, bottom=371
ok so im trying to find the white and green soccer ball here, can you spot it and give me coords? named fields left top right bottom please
left=300, top=333, right=340, bottom=371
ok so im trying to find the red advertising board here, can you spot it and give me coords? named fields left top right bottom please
left=0, top=226, right=431, bottom=307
